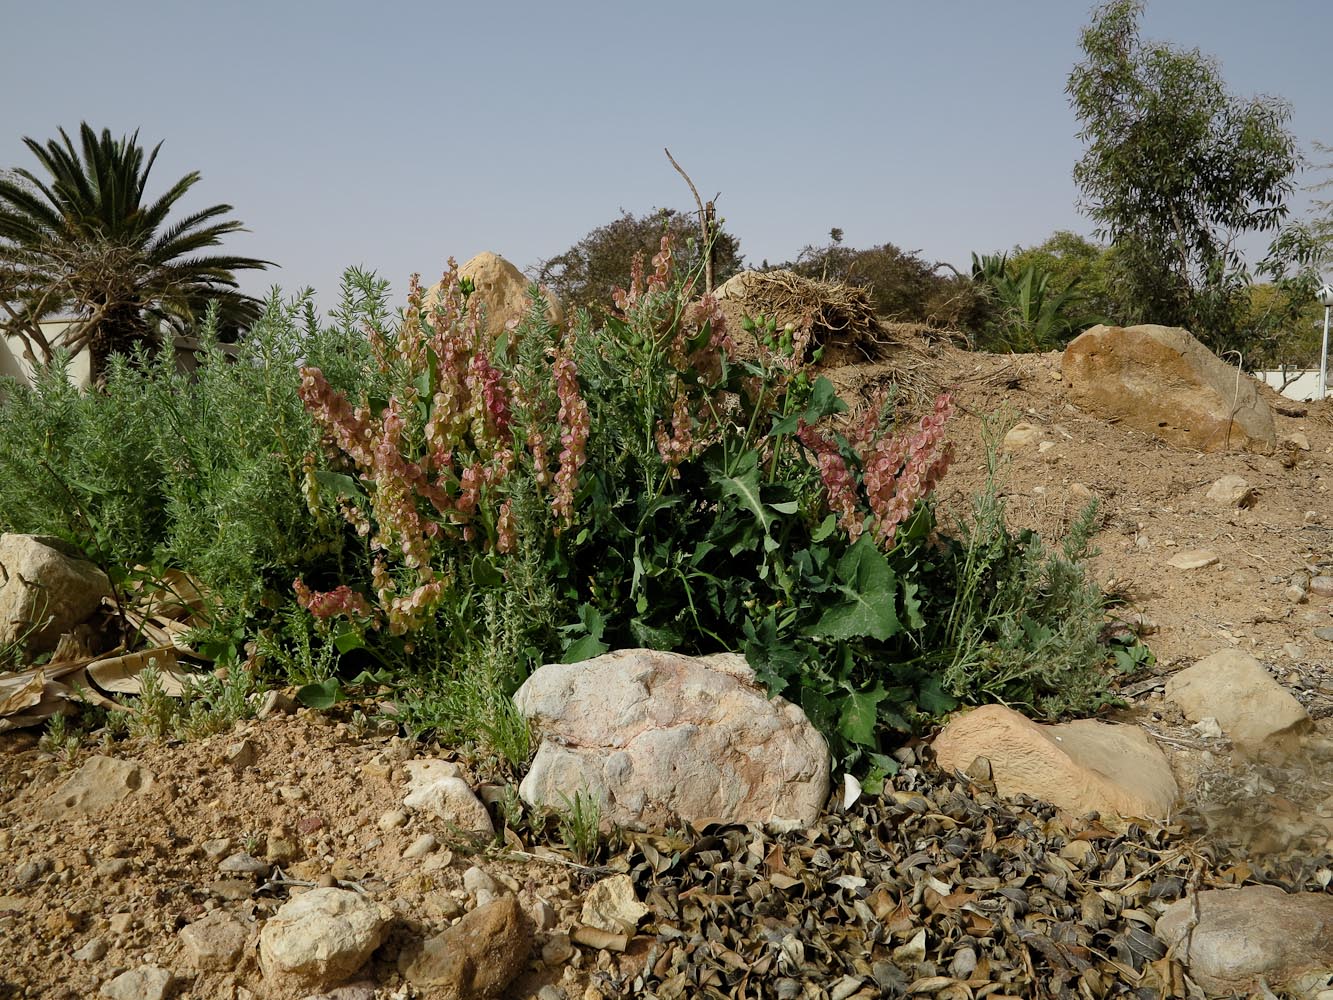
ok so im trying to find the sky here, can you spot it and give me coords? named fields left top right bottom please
left=4, top=0, right=1333, bottom=309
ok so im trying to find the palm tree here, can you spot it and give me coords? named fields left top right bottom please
left=0, top=123, right=271, bottom=380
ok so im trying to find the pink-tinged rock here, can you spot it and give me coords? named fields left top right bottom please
left=513, top=649, right=829, bottom=829
left=932, top=704, right=1177, bottom=821
left=1165, top=649, right=1312, bottom=751
left=1156, top=885, right=1333, bottom=995
left=1062, top=325, right=1275, bottom=453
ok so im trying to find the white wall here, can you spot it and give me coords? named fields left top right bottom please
left=1254, top=370, right=1325, bottom=402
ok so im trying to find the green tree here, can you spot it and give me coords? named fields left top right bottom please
left=537, top=208, right=742, bottom=315
left=1066, top=0, right=1300, bottom=353
left=1007, top=231, right=1122, bottom=322
left=0, top=123, right=270, bottom=378
left=969, top=250, right=1105, bottom=353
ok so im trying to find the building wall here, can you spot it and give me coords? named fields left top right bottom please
left=1255, top=370, right=1325, bottom=402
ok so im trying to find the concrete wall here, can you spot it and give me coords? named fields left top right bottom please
left=1255, top=370, right=1326, bottom=402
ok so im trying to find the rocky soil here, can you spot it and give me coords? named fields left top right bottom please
left=3, top=343, right=1333, bottom=1000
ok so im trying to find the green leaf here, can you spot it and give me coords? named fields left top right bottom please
left=296, top=678, right=341, bottom=709
left=837, top=686, right=886, bottom=746
left=313, top=470, right=362, bottom=500
left=562, top=634, right=609, bottom=663
left=470, top=554, right=503, bottom=589
left=629, top=618, right=681, bottom=650
left=811, top=514, right=837, bottom=543
left=332, top=625, right=365, bottom=654
left=715, top=453, right=773, bottom=534
left=861, top=752, right=899, bottom=795
left=917, top=674, right=958, bottom=717
left=810, top=535, right=900, bottom=641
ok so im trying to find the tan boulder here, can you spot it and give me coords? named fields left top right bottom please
left=0, top=533, right=111, bottom=653
left=399, top=895, right=532, bottom=997
left=932, top=704, right=1177, bottom=821
left=1061, top=324, right=1276, bottom=453
left=1165, top=649, right=1312, bottom=751
left=425, top=252, right=563, bottom=340
left=259, top=888, right=392, bottom=987
left=1156, top=885, right=1333, bottom=995
left=513, top=649, right=830, bottom=829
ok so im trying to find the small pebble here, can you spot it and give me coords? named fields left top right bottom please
left=402, top=834, right=437, bottom=860
left=73, top=937, right=107, bottom=961
left=378, top=810, right=407, bottom=832
left=218, top=852, right=268, bottom=875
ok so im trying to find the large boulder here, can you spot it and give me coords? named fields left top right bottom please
left=1156, top=885, right=1333, bottom=995
left=0, top=533, right=110, bottom=653
left=513, top=649, right=830, bottom=829
left=1061, top=324, right=1276, bottom=453
left=425, top=252, right=563, bottom=340
left=932, top=704, right=1177, bottom=821
left=1165, top=649, right=1312, bottom=751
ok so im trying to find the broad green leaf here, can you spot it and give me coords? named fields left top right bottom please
left=837, top=686, right=886, bottom=746
left=715, top=454, right=773, bottom=534
left=296, top=679, right=341, bottom=709
left=470, top=554, right=503, bottom=589
left=629, top=618, right=681, bottom=650
left=810, top=536, right=900, bottom=641
left=561, top=634, right=608, bottom=663
left=811, top=514, right=837, bottom=543
left=332, top=625, right=365, bottom=654
left=313, top=470, right=361, bottom=500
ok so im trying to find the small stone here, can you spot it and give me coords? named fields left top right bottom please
left=179, top=911, right=248, bottom=971
left=42, top=757, right=153, bottom=819
left=1283, top=643, right=1306, bottom=661
left=542, top=931, right=574, bottom=965
left=530, top=899, right=556, bottom=931
left=108, top=913, right=134, bottom=934
left=1190, top=716, right=1225, bottom=739
left=399, top=895, right=532, bottom=992
left=255, top=689, right=298, bottom=719
left=210, top=879, right=255, bottom=901
left=1167, top=549, right=1220, bottom=570
left=265, top=833, right=300, bottom=865
left=1315, top=626, right=1333, bottom=642
left=99, top=966, right=172, bottom=1000
left=278, top=785, right=306, bottom=802
left=259, top=888, right=393, bottom=987
left=1311, top=576, right=1333, bottom=597
left=463, top=865, right=501, bottom=902
left=402, top=760, right=495, bottom=837
left=402, top=834, right=437, bottom=860
left=73, top=937, right=108, bottom=961
left=1286, top=586, right=1310, bottom=604
left=377, top=810, right=407, bottom=832
left=14, top=859, right=48, bottom=886
left=581, top=875, right=648, bottom=936
left=1166, top=650, right=1312, bottom=750
left=201, top=838, right=234, bottom=860
left=225, top=739, right=257, bottom=769
left=1305, top=510, right=1324, bottom=524
left=1002, top=421, right=1043, bottom=449
left=538, top=987, right=567, bottom=1000
left=1205, top=475, right=1253, bottom=506
left=1286, top=431, right=1312, bottom=451
left=296, top=815, right=324, bottom=836
left=219, top=852, right=269, bottom=876
left=96, top=858, right=130, bottom=878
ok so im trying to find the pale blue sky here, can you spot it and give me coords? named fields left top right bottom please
left=4, top=1, right=1333, bottom=305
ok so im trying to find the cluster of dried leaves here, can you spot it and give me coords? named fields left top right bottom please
left=580, top=762, right=1330, bottom=1000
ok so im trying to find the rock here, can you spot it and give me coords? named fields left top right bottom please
left=14, top=858, right=47, bottom=886
left=0, top=534, right=111, bottom=653
left=932, top=704, right=1177, bottom=821
left=201, top=838, right=233, bottom=860
left=378, top=810, right=407, bottom=831
left=179, top=911, right=249, bottom=971
left=225, top=738, right=257, bottom=770
left=541, top=931, right=573, bottom=965
left=403, top=834, right=438, bottom=860
left=1002, top=421, right=1044, bottom=450
left=1156, top=885, right=1333, bottom=995
left=403, top=760, right=494, bottom=837
left=580, top=875, right=648, bottom=936
left=219, top=852, right=269, bottom=876
left=425, top=252, right=564, bottom=342
left=1165, top=650, right=1312, bottom=751
left=1316, top=626, right=1333, bottom=643
left=514, top=649, right=829, bottom=829
left=1311, top=576, right=1333, bottom=597
left=255, top=689, right=298, bottom=719
left=1061, top=325, right=1276, bottom=453
left=98, top=966, right=172, bottom=1000
left=462, top=866, right=502, bottom=907
left=259, top=888, right=393, bottom=987
left=73, top=937, right=108, bottom=961
left=399, top=895, right=532, bottom=997
left=41, top=756, right=152, bottom=819
left=1286, top=430, right=1312, bottom=451
left=1205, top=475, right=1254, bottom=506
left=1166, top=549, right=1219, bottom=570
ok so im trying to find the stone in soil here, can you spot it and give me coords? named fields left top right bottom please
left=0, top=532, right=111, bottom=652
left=1166, top=549, right=1220, bottom=570
left=98, top=966, right=172, bottom=1000
left=580, top=874, right=648, bottom=936
left=402, top=759, right=495, bottom=837
left=179, top=910, right=249, bottom=971
left=258, top=887, right=392, bottom=987
left=1205, top=475, right=1254, bottom=506
left=1156, top=884, right=1333, bottom=995
left=1165, top=649, right=1312, bottom=751
left=399, top=894, right=533, bottom=997
left=40, top=756, right=153, bottom=819
left=514, top=648, right=829, bottom=829
left=932, top=704, right=1177, bottom=821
